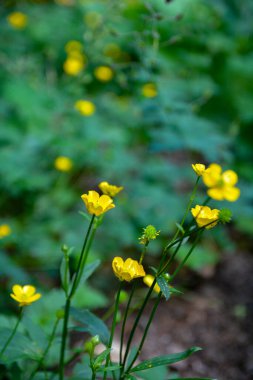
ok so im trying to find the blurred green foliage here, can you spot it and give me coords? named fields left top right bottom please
left=0, top=0, right=253, bottom=301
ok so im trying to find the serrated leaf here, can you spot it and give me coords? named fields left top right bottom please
left=157, top=276, right=170, bottom=300
left=70, top=307, right=109, bottom=344
left=129, top=347, right=202, bottom=373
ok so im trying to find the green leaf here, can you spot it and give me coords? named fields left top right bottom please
left=0, top=328, right=33, bottom=364
left=60, top=256, right=70, bottom=294
left=70, top=307, right=110, bottom=344
left=79, top=259, right=101, bottom=284
left=93, top=348, right=111, bottom=368
left=96, top=364, right=122, bottom=372
left=157, top=276, right=170, bottom=300
left=129, top=347, right=202, bottom=373
left=78, top=211, right=92, bottom=222
left=175, top=223, right=185, bottom=234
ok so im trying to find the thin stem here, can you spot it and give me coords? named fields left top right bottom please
left=59, top=298, right=71, bottom=380
left=103, top=284, right=123, bottom=380
left=0, top=307, right=23, bottom=358
left=119, top=283, right=136, bottom=366
left=29, top=318, right=59, bottom=380
left=125, top=293, right=161, bottom=374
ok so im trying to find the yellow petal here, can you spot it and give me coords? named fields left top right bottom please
left=222, top=170, right=238, bottom=186
left=223, top=186, right=240, bottom=202
left=202, top=163, right=222, bottom=187
left=12, top=285, right=23, bottom=297
left=23, top=285, right=36, bottom=297
left=10, top=293, right=21, bottom=303
left=207, top=188, right=224, bottom=200
left=27, top=293, right=41, bottom=303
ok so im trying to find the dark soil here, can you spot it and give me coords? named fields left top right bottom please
left=121, top=251, right=253, bottom=380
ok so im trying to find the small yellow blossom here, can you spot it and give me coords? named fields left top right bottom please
left=94, top=66, right=113, bottom=82
left=54, top=156, right=73, bottom=172
left=65, top=40, right=83, bottom=54
left=192, top=163, right=207, bottom=176
left=191, top=205, right=219, bottom=229
left=112, top=257, right=146, bottom=282
left=143, top=275, right=160, bottom=293
left=202, top=163, right=240, bottom=202
left=75, top=100, right=96, bottom=116
left=10, top=285, right=41, bottom=307
left=98, top=181, right=123, bottom=197
left=81, top=190, right=115, bottom=216
left=63, top=56, right=85, bottom=76
left=0, top=224, right=11, bottom=239
left=142, top=83, right=157, bottom=98
left=7, top=12, right=28, bottom=29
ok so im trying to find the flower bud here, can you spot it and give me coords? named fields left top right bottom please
left=219, top=209, right=232, bottom=224
left=139, top=225, right=160, bottom=245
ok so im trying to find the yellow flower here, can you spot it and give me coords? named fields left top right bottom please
left=112, top=257, right=146, bottom=282
left=75, top=100, right=96, bottom=116
left=143, top=275, right=160, bottom=293
left=7, top=12, right=28, bottom=29
left=65, top=40, right=83, bottom=54
left=63, top=56, right=85, bottom=76
left=0, top=224, right=11, bottom=239
left=202, top=163, right=240, bottom=202
left=54, top=156, right=73, bottom=172
left=81, top=190, right=115, bottom=216
left=191, top=205, right=219, bottom=229
left=94, top=66, right=113, bottom=82
left=98, top=181, right=123, bottom=197
left=142, top=83, right=157, bottom=98
left=10, top=285, right=41, bottom=307
left=192, top=163, right=207, bottom=176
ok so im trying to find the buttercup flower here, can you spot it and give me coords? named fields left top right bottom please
left=63, top=56, right=85, bottom=76
left=81, top=190, right=115, bottom=216
left=191, top=205, right=219, bottom=229
left=142, top=83, right=157, bottom=98
left=192, top=163, right=207, bottom=176
left=0, top=224, right=11, bottom=239
left=7, top=12, right=28, bottom=29
left=94, top=66, right=113, bottom=82
left=143, top=275, right=160, bottom=293
left=112, top=257, right=146, bottom=282
left=98, top=181, right=123, bottom=197
left=10, top=285, right=41, bottom=307
left=54, top=156, right=73, bottom=172
left=75, top=100, right=96, bottom=116
left=202, top=163, right=240, bottom=202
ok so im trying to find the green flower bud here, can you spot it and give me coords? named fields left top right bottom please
left=90, top=335, right=100, bottom=346
left=61, top=244, right=69, bottom=254
left=139, top=225, right=160, bottom=245
left=119, top=290, right=128, bottom=304
left=219, top=209, right=232, bottom=224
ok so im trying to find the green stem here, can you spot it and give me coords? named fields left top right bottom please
left=119, top=283, right=136, bottom=366
left=125, top=293, right=161, bottom=374
left=103, top=284, right=123, bottom=380
left=0, top=307, right=23, bottom=358
left=59, top=214, right=96, bottom=380
left=29, top=318, right=59, bottom=380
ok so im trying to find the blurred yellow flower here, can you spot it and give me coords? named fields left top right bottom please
left=84, top=12, right=102, bottom=29
left=192, top=163, right=207, bottom=176
left=81, top=190, right=115, bottom=216
left=10, top=285, right=41, bottom=307
left=202, top=163, right=240, bottom=202
left=191, top=205, right=219, bottom=229
left=112, top=257, right=146, bottom=282
left=142, top=83, right=157, bottom=98
left=54, top=156, right=73, bottom=172
left=143, top=274, right=160, bottom=293
left=0, top=224, right=11, bottom=239
left=63, top=56, right=85, bottom=76
left=94, top=66, right=113, bottom=82
left=65, top=40, right=83, bottom=54
left=75, top=100, right=95, bottom=116
left=98, top=181, right=123, bottom=197
left=7, top=12, right=28, bottom=29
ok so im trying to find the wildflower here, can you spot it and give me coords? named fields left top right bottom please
left=98, top=181, right=123, bottom=197
left=81, top=190, right=115, bottom=216
left=143, top=275, right=160, bottom=293
left=54, top=156, right=73, bottom=172
left=202, top=163, right=240, bottom=202
left=139, top=225, right=160, bottom=245
left=75, top=100, right=95, bottom=116
left=94, top=66, right=113, bottom=82
left=112, top=257, right=145, bottom=282
left=191, top=205, right=219, bottom=229
left=142, top=83, right=157, bottom=98
left=0, top=224, right=11, bottom=239
left=63, top=56, right=85, bottom=76
left=7, top=12, right=28, bottom=29
left=65, top=40, right=83, bottom=54
left=10, top=285, right=41, bottom=307
left=192, top=163, right=207, bottom=176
